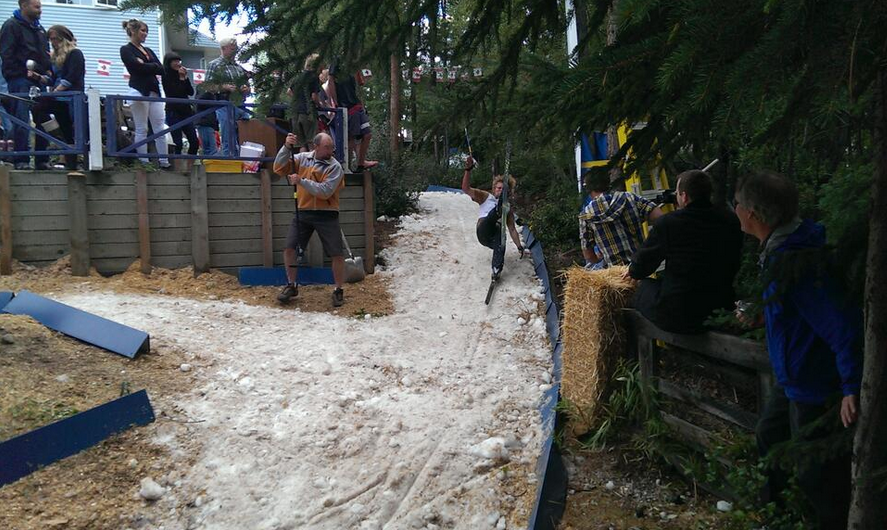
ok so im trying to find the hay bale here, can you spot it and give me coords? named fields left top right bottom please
left=561, top=265, right=636, bottom=434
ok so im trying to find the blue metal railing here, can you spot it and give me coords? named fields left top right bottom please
left=101, top=95, right=347, bottom=165
left=0, top=91, right=88, bottom=157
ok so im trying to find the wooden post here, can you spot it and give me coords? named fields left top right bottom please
left=0, top=165, right=12, bottom=275
left=362, top=171, right=375, bottom=274
left=67, top=171, right=90, bottom=276
left=190, top=162, right=210, bottom=274
left=259, top=169, right=273, bottom=267
left=389, top=53, right=401, bottom=159
left=136, top=169, right=151, bottom=274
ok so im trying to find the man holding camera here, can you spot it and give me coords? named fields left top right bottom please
left=579, top=169, right=665, bottom=269
left=626, top=169, right=743, bottom=333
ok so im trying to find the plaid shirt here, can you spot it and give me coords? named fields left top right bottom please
left=205, top=56, right=249, bottom=98
left=579, top=192, right=656, bottom=266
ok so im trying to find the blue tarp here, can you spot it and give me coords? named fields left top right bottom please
left=2, top=290, right=150, bottom=358
left=238, top=266, right=335, bottom=286
left=0, top=291, right=13, bottom=311
left=0, top=390, right=155, bottom=486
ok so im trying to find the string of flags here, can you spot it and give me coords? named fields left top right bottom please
left=95, top=59, right=206, bottom=84
left=403, top=66, right=483, bottom=83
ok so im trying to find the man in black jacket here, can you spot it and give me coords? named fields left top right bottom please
left=0, top=0, right=52, bottom=170
left=627, top=170, right=744, bottom=333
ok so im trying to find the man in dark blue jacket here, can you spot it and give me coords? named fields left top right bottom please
left=0, top=0, right=52, bottom=170
left=734, top=170, right=862, bottom=529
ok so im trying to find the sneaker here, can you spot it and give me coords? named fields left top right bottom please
left=331, top=287, right=344, bottom=307
left=277, top=283, right=298, bottom=303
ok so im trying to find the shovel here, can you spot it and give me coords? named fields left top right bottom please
left=340, top=228, right=365, bottom=283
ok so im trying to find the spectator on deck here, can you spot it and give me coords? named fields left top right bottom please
left=120, top=18, right=169, bottom=169
left=288, top=53, right=321, bottom=152
left=1, top=0, right=52, bottom=170
left=204, top=37, right=250, bottom=156
left=327, top=60, right=377, bottom=172
left=734, top=170, right=861, bottom=530
left=626, top=170, right=743, bottom=333
left=0, top=56, right=13, bottom=149
left=161, top=52, right=198, bottom=156
left=194, top=89, right=218, bottom=156
left=46, top=24, right=84, bottom=170
left=579, top=169, right=664, bottom=270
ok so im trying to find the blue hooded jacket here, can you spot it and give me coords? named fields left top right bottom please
left=762, top=219, right=863, bottom=404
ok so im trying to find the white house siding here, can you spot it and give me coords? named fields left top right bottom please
left=0, top=1, right=162, bottom=96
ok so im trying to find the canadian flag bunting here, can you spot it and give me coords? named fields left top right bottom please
left=360, top=68, right=373, bottom=79
left=411, top=67, right=422, bottom=83
left=473, top=67, right=483, bottom=77
left=434, top=68, right=444, bottom=81
left=192, top=69, right=206, bottom=84
left=447, top=70, right=457, bottom=83
left=97, top=59, right=111, bottom=76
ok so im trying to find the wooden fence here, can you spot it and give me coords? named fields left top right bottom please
left=0, top=164, right=374, bottom=277
left=624, top=309, right=773, bottom=450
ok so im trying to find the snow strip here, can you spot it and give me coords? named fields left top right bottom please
left=55, top=191, right=553, bottom=530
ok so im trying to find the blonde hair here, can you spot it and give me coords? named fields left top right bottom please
left=48, top=25, right=77, bottom=68
left=122, top=19, right=146, bottom=37
left=492, top=175, right=516, bottom=190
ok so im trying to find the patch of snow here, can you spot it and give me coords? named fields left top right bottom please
left=55, top=192, right=553, bottom=529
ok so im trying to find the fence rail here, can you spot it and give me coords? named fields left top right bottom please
left=1, top=89, right=349, bottom=170
left=625, top=309, right=773, bottom=445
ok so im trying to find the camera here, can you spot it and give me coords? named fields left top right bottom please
left=655, top=188, right=677, bottom=205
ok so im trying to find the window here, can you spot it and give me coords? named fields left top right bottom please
left=95, top=0, right=118, bottom=6
left=55, top=0, right=92, bottom=5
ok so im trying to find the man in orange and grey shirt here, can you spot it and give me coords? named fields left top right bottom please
left=273, top=131, right=347, bottom=307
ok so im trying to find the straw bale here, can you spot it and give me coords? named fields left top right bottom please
left=561, top=265, right=636, bottom=434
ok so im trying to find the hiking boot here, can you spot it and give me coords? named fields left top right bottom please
left=277, top=283, right=298, bottom=303
left=331, top=287, right=344, bottom=307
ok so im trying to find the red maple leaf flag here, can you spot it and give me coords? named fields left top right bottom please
left=193, top=69, right=206, bottom=84
left=97, top=59, right=111, bottom=76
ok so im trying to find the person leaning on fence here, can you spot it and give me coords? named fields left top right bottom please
left=273, top=132, right=347, bottom=307
left=161, top=52, right=198, bottom=156
left=326, top=60, right=377, bottom=172
left=287, top=53, right=322, bottom=152
left=733, top=170, right=862, bottom=529
left=204, top=37, right=250, bottom=156
left=0, top=0, right=52, bottom=170
left=626, top=170, right=743, bottom=333
left=194, top=89, right=218, bottom=156
left=120, top=18, right=170, bottom=169
left=46, top=24, right=83, bottom=170
left=579, top=169, right=664, bottom=270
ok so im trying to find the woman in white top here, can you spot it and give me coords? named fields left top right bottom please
left=461, top=155, right=523, bottom=276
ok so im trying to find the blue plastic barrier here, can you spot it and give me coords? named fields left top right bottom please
left=0, top=291, right=13, bottom=311
left=238, top=266, right=335, bottom=286
left=0, top=390, right=155, bottom=486
left=522, top=224, right=566, bottom=530
left=1, top=291, right=149, bottom=358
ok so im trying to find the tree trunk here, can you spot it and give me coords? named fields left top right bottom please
left=605, top=0, right=623, bottom=184
left=389, top=53, right=401, bottom=160
left=848, top=64, right=887, bottom=530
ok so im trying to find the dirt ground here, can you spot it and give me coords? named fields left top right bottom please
left=0, top=254, right=393, bottom=318
left=557, top=440, right=727, bottom=530
left=0, top=313, right=197, bottom=529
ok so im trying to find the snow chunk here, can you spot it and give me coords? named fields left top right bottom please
left=139, top=477, right=165, bottom=501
